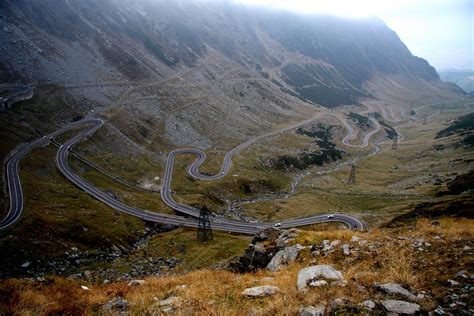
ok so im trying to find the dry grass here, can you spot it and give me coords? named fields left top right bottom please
left=1, top=217, right=472, bottom=315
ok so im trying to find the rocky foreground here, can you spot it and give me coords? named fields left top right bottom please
left=0, top=218, right=472, bottom=315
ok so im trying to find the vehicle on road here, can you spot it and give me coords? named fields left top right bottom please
left=327, top=215, right=334, bottom=219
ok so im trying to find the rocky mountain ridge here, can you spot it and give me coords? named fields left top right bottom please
left=0, top=0, right=464, bottom=153
left=1, top=1, right=461, bottom=101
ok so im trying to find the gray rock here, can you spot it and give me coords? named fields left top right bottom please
left=103, top=297, right=129, bottom=313
left=342, top=244, right=350, bottom=255
left=448, top=279, right=460, bottom=286
left=351, top=236, right=361, bottom=242
left=321, top=240, right=331, bottom=251
left=252, top=227, right=280, bottom=243
left=127, top=279, right=146, bottom=286
left=433, top=306, right=445, bottom=314
left=455, top=270, right=468, bottom=278
left=267, top=244, right=304, bottom=271
left=309, top=280, right=328, bottom=287
left=284, top=243, right=304, bottom=261
left=158, top=296, right=182, bottom=309
left=330, top=280, right=348, bottom=287
left=381, top=300, right=420, bottom=315
left=242, top=285, right=281, bottom=297
left=361, top=300, right=376, bottom=309
left=322, top=240, right=340, bottom=252
left=351, top=235, right=368, bottom=246
left=268, top=250, right=285, bottom=264
left=299, top=304, right=325, bottom=316
left=374, top=283, right=418, bottom=301
left=297, top=265, right=344, bottom=291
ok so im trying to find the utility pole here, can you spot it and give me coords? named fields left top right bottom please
left=348, top=164, right=356, bottom=185
left=391, top=134, right=398, bottom=150
left=197, top=206, right=213, bottom=242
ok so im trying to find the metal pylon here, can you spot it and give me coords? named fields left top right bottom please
left=391, top=134, right=398, bottom=150
left=348, top=164, right=356, bottom=185
left=197, top=207, right=213, bottom=242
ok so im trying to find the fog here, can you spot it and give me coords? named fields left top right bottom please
left=234, top=0, right=473, bottom=70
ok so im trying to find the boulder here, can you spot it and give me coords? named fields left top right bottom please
left=360, top=300, right=376, bottom=309
left=342, top=244, right=350, bottom=256
left=299, top=304, right=325, bottom=316
left=252, top=227, right=280, bottom=243
left=309, top=280, right=328, bottom=287
left=21, top=261, right=30, bottom=268
left=373, top=283, right=418, bottom=301
left=103, top=297, right=129, bottom=313
left=321, top=240, right=340, bottom=252
left=267, top=244, right=304, bottom=271
left=127, top=279, right=146, bottom=287
left=381, top=300, right=420, bottom=315
left=297, top=265, right=344, bottom=291
left=276, top=230, right=298, bottom=247
left=351, top=236, right=368, bottom=246
left=447, top=279, right=460, bottom=286
left=321, top=240, right=331, bottom=252
left=229, top=229, right=299, bottom=272
left=242, top=285, right=281, bottom=297
left=284, top=243, right=304, bottom=261
left=330, top=280, right=348, bottom=287
left=351, top=236, right=361, bottom=242
left=159, top=296, right=182, bottom=306
left=228, top=243, right=274, bottom=272
left=266, top=251, right=285, bottom=272
left=156, top=296, right=183, bottom=313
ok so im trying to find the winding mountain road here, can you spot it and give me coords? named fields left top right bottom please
left=1, top=110, right=377, bottom=233
left=0, top=84, right=33, bottom=110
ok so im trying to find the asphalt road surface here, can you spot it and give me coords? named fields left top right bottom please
left=1, top=113, right=371, bottom=233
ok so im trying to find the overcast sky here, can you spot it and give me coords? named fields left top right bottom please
left=234, top=0, right=473, bottom=70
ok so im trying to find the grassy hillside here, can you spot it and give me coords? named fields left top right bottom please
left=0, top=217, right=472, bottom=314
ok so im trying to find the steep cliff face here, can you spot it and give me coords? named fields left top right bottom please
left=0, top=1, right=443, bottom=85
left=0, top=0, right=462, bottom=148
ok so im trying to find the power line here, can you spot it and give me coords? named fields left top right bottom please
left=197, top=206, right=213, bottom=242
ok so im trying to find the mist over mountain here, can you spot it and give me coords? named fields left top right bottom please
left=1, top=2, right=473, bottom=314
left=439, top=68, right=474, bottom=94
left=0, top=0, right=461, bottom=110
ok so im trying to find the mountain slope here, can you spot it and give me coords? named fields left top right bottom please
left=0, top=0, right=470, bottom=282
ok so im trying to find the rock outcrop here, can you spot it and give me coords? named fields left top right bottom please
left=299, top=304, right=325, bottom=316
left=267, top=243, right=304, bottom=271
left=297, top=265, right=344, bottom=291
left=228, top=228, right=302, bottom=273
left=381, top=299, right=420, bottom=315
left=373, top=283, right=418, bottom=301
left=242, top=285, right=281, bottom=298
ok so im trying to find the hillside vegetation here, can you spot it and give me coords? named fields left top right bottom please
left=0, top=218, right=472, bottom=315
